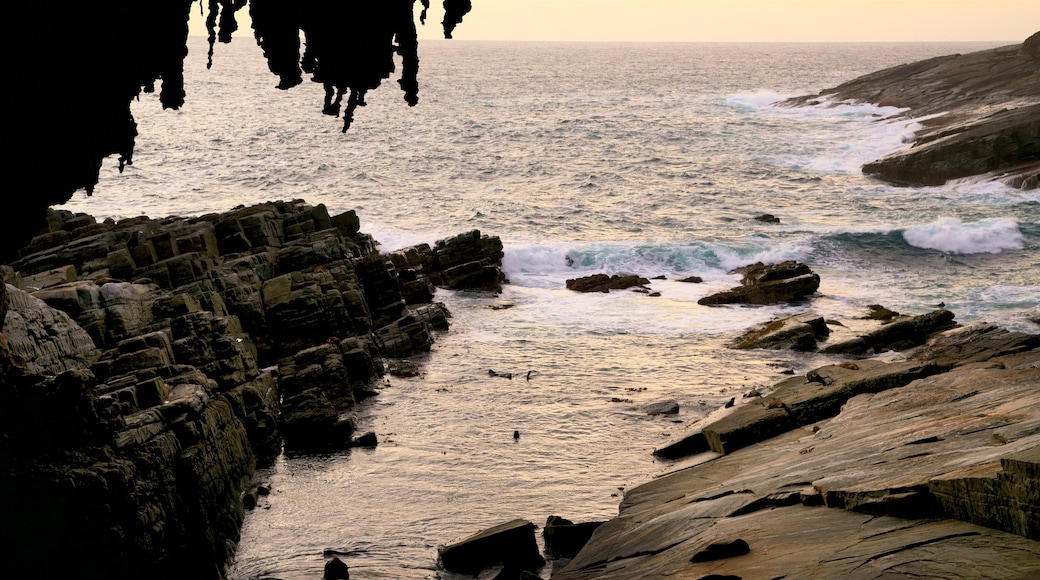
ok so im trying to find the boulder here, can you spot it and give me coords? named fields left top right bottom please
left=730, top=312, right=830, bottom=351
left=323, top=556, right=350, bottom=579
left=438, top=519, right=546, bottom=575
left=431, top=230, right=506, bottom=292
left=566, top=273, right=650, bottom=293
left=543, top=516, right=605, bottom=559
left=697, top=261, right=820, bottom=306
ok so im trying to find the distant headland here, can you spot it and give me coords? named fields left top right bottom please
left=785, top=31, right=1040, bottom=189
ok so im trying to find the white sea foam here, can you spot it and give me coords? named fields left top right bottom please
left=902, top=217, right=1024, bottom=254
left=726, top=90, right=792, bottom=109
left=502, top=237, right=814, bottom=290
left=762, top=102, right=940, bottom=174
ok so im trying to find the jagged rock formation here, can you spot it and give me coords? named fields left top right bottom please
left=4, top=0, right=472, bottom=261
left=0, top=200, right=504, bottom=578
left=786, top=31, right=1040, bottom=189
left=697, top=261, right=821, bottom=306
left=560, top=324, right=1040, bottom=578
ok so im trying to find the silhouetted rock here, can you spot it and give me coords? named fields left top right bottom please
left=323, top=556, right=350, bottom=580
left=544, top=516, right=605, bottom=559
left=4, top=2, right=475, bottom=256
left=439, top=519, right=546, bottom=575
left=0, top=199, right=500, bottom=577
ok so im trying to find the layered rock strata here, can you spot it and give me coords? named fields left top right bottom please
left=0, top=200, right=504, bottom=579
left=561, top=323, right=1040, bottom=578
left=786, top=31, right=1040, bottom=189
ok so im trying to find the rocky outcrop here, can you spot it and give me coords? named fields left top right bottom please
left=438, top=518, right=546, bottom=576
left=0, top=200, right=505, bottom=579
left=561, top=338, right=1040, bottom=577
left=731, top=312, right=830, bottom=351
left=581, top=326, right=1040, bottom=579
left=698, top=261, right=820, bottom=306
left=543, top=516, right=605, bottom=559
left=786, top=31, right=1040, bottom=189
left=566, top=273, right=651, bottom=293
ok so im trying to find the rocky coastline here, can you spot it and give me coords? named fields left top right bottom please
left=551, top=314, right=1040, bottom=578
left=0, top=200, right=504, bottom=578
left=437, top=261, right=1039, bottom=578
left=784, top=31, right=1040, bottom=189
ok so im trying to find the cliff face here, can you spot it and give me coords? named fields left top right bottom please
left=0, top=200, right=504, bottom=578
left=786, top=31, right=1040, bottom=189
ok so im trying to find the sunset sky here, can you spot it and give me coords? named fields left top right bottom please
left=191, top=1, right=1038, bottom=43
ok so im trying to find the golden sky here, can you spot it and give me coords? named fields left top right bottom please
left=191, top=1, right=1039, bottom=42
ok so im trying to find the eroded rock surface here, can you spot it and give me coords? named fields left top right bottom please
left=572, top=326, right=1040, bottom=579
left=0, top=200, right=505, bottom=579
left=786, top=31, right=1040, bottom=189
left=698, top=261, right=820, bottom=306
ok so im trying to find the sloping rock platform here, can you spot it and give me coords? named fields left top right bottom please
left=785, top=31, right=1040, bottom=189
left=557, top=326, right=1040, bottom=578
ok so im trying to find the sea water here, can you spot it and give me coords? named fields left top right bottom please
left=63, top=38, right=1039, bottom=578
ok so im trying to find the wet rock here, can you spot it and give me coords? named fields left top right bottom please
left=752, top=213, right=780, bottom=223
left=697, top=261, right=820, bottom=306
left=544, top=516, right=605, bottom=559
left=784, top=34, right=1040, bottom=190
left=279, top=387, right=353, bottom=450
left=554, top=346, right=1040, bottom=579
left=439, top=519, right=546, bottom=576
left=731, top=312, right=830, bottom=351
left=678, top=275, right=703, bottom=283
left=645, top=400, right=680, bottom=416
left=431, top=230, right=506, bottom=292
left=566, top=273, right=650, bottom=293
left=351, top=431, right=378, bottom=448
left=324, top=556, right=350, bottom=579
left=820, top=309, right=957, bottom=355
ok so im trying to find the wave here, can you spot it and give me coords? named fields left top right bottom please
left=501, top=237, right=814, bottom=288
left=902, top=217, right=1024, bottom=254
left=818, top=217, right=1029, bottom=256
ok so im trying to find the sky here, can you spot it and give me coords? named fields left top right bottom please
left=190, top=1, right=1039, bottom=43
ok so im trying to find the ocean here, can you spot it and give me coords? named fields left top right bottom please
left=63, top=38, right=1039, bottom=578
